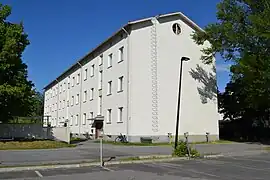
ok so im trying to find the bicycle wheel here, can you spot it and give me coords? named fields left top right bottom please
left=114, top=137, right=121, bottom=143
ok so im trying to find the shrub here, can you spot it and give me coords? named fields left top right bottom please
left=172, top=141, right=200, bottom=157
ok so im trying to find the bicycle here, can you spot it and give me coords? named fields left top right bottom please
left=114, top=133, right=128, bottom=143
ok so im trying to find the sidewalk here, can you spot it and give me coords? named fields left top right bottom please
left=0, top=141, right=267, bottom=167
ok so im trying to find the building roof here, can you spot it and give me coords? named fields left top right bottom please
left=43, top=12, right=204, bottom=90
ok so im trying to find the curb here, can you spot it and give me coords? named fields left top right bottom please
left=203, top=154, right=224, bottom=158
left=0, top=154, right=223, bottom=173
left=0, top=155, right=187, bottom=173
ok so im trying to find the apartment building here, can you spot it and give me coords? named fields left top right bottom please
left=43, top=12, right=219, bottom=142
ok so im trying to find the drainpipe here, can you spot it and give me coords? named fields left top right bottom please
left=77, top=62, right=83, bottom=136
left=56, top=78, right=59, bottom=127
left=122, top=27, right=130, bottom=141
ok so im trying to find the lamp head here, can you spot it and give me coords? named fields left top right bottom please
left=181, top=57, right=190, bottom=61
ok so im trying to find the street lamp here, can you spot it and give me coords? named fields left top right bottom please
left=174, top=56, right=190, bottom=149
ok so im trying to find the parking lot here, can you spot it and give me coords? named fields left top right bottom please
left=1, top=153, right=270, bottom=179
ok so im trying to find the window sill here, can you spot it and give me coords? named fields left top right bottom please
left=84, top=79, right=87, bottom=81
left=117, top=90, right=123, bottom=93
left=83, top=101, right=86, bottom=103
left=107, top=66, right=112, bottom=69
left=118, top=60, right=123, bottom=63
left=90, top=99, right=93, bottom=101
left=107, top=93, right=112, bottom=96
left=91, top=75, right=94, bottom=78
left=117, top=121, right=123, bottom=124
left=106, top=122, right=111, bottom=124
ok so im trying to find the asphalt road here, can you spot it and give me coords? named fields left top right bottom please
left=0, top=141, right=266, bottom=166
left=1, top=153, right=270, bottom=179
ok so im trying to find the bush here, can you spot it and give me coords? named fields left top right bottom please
left=172, top=141, right=200, bottom=157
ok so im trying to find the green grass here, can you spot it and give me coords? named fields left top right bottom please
left=263, top=147, right=270, bottom=151
left=191, top=140, right=234, bottom=144
left=0, top=140, right=75, bottom=150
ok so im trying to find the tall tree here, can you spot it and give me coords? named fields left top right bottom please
left=0, top=4, right=36, bottom=122
left=193, top=0, right=270, bottom=139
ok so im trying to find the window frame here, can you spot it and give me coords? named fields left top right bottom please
left=107, top=109, right=112, bottom=124
left=117, top=107, right=123, bottom=123
left=107, top=53, right=112, bottom=68
left=107, top=81, right=112, bottom=96
left=84, top=68, right=88, bottom=81
left=118, top=46, right=124, bottom=63
left=118, top=76, right=124, bottom=92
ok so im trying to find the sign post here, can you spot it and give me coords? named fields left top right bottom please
left=100, top=135, right=103, bottom=166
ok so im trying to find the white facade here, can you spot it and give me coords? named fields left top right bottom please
left=44, top=12, right=219, bottom=142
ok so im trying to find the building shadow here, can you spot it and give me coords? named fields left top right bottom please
left=189, top=64, right=217, bottom=104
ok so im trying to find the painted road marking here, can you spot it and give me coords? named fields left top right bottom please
left=101, top=166, right=114, bottom=172
left=35, top=170, right=43, bottom=178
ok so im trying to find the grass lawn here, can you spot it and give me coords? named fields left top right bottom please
left=98, top=140, right=234, bottom=146
left=0, top=140, right=75, bottom=150
left=191, top=140, right=234, bottom=144
left=263, top=147, right=270, bottom=151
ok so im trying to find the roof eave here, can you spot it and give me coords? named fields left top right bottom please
left=43, top=12, right=204, bottom=91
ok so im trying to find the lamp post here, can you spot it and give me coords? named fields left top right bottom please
left=174, top=56, right=190, bottom=149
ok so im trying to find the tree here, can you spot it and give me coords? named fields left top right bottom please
left=193, top=0, right=270, bottom=139
left=0, top=4, right=36, bottom=122
left=31, top=90, right=44, bottom=117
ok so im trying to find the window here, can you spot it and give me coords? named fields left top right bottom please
left=75, top=114, right=78, bottom=125
left=107, top=109, right=112, bottom=124
left=107, top=81, right=112, bottom=95
left=67, top=100, right=69, bottom=107
left=84, top=68, right=88, bottom=81
left=118, top=107, right=123, bottom=123
left=172, top=23, right=181, bottom=35
left=98, top=96, right=102, bottom=115
left=107, top=53, right=112, bottom=68
left=71, top=96, right=74, bottom=106
left=90, top=64, right=95, bottom=77
left=72, top=77, right=75, bottom=87
left=63, top=82, right=66, bottom=92
left=68, top=76, right=70, bottom=89
left=118, top=76, right=123, bottom=92
left=98, top=71, right=103, bottom=90
left=59, top=101, right=61, bottom=110
left=77, top=73, right=80, bottom=84
left=63, top=100, right=65, bottom=109
left=83, top=113, right=86, bottom=125
left=60, top=84, right=62, bottom=93
left=90, top=88, right=94, bottom=100
left=118, top=47, right=124, bottom=62
left=76, top=94, right=79, bottom=105
left=70, top=115, right=73, bottom=126
left=83, top=90, right=87, bottom=102
left=89, top=112, right=94, bottom=124
left=99, top=55, right=103, bottom=66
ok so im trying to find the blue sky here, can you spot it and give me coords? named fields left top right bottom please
left=2, top=0, right=230, bottom=92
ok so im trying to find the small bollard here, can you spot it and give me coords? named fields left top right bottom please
left=184, top=132, right=191, bottom=159
left=206, top=132, right=210, bottom=142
